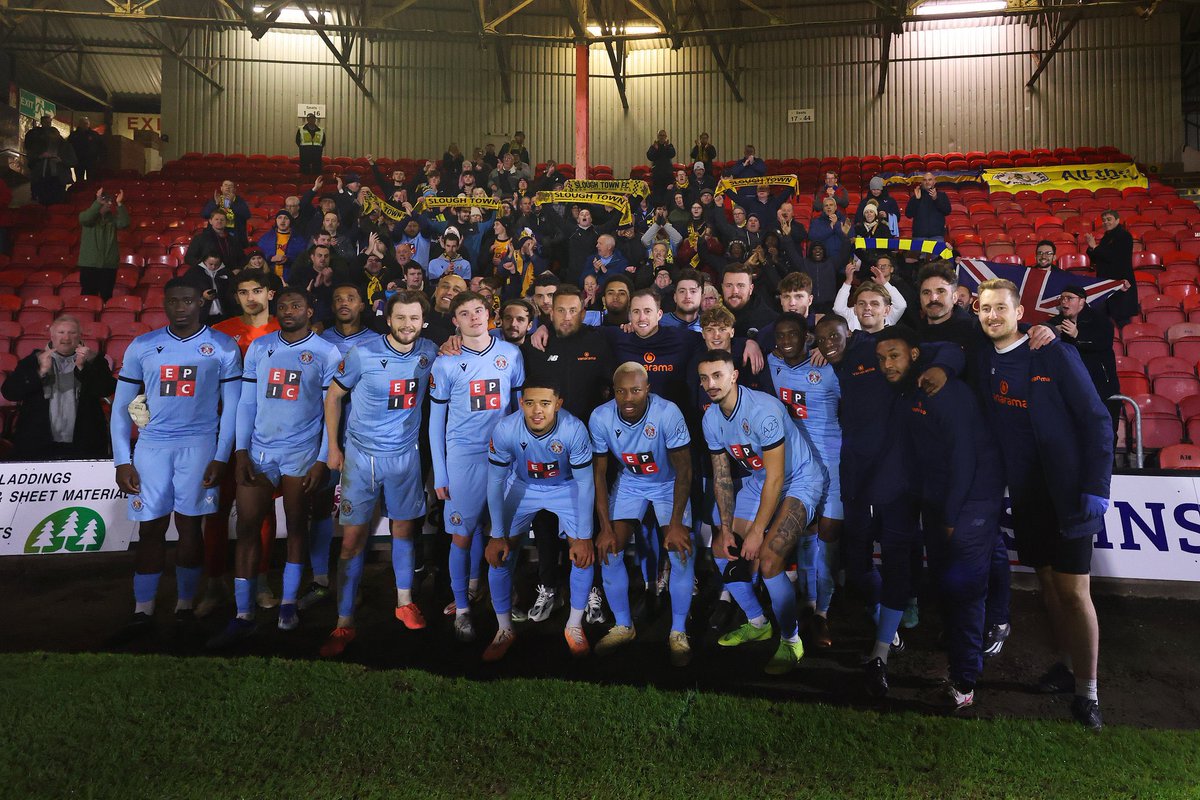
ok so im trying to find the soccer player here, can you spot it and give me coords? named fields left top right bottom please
left=209, top=288, right=342, bottom=646
left=698, top=350, right=827, bottom=675
left=430, top=291, right=525, bottom=642
left=319, top=291, right=438, bottom=657
left=483, top=381, right=595, bottom=661
left=876, top=325, right=1004, bottom=710
left=110, top=279, right=242, bottom=640
left=974, top=279, right=1112, bottom=730
left=196, top=269, right=279, bottom=616
left=302, top=283, right=377, bottom=611
left=590, top=363, right=695, bottom=665
left=760, top=312, right=841, bottom=648
left=813, top=284, right=928, bottom=696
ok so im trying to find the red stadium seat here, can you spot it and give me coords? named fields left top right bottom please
left=1159, top=444, right=1200, bottom=469
left=14, top=336, right=48, bottom=359
left=1153, top=375, right=1199, bottom=404
left=0, top=352, right=17, bottom=372
left=0, top=295, right=21, bottom=315
left=80, top=321, right=110, bottom=342
left=104, top=337, right=136, bottom=368
left=64, top=295, right=105, bottom=315
left=1146, top=356, right=1194, bottom=378
left=1058, top=253, right=1091, bottom=272
left=105, top=296, right=144, bottom=314
left=139, top=309, right=168, bottom=329
left=101, top=310, right=138, bottom=328
left=1180, top=395, right=1200, bottom=423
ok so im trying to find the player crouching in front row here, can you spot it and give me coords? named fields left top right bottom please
left=483, top=381, right=595, bottom=662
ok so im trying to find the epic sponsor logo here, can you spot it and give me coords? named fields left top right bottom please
left=159, top=365, right=197, bottom=397
left=267, top=368, right=303, bottom=400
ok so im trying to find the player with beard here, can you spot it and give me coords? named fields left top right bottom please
left=319, top=291, right=439, bottom=656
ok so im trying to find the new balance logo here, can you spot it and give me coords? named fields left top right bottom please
left=547, top=355, right=559, bottom=362
left=159, top=365, right=197, bottom=397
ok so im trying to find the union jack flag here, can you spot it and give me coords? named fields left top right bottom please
left=955, top=258, right=1126, bottom=324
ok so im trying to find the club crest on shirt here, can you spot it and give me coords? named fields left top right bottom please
left=449, top=511, right=463, bottom=526
left=643, top=423, right=656, bottom=439
left=340, top=499, right=353, bottom=516
left=807, top=370, right=822, bottom=385
left=337, top=360, right=346, bottom=374
left=131, top=497, right=143, bottom=511
left=742, top=419, right=751, bottom=435
left=494, top=355, right=508, bottom=370
left=198, top=343, right=215, bottom=357
left=299, top=351, right=314, bottom=364
left=418, top=355, right=430, bottom=369
left=549, top=441, right=564, bottom=454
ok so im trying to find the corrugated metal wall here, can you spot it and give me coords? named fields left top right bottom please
left=164, top=13, right=1182, bottom=170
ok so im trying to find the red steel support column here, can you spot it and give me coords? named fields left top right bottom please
left=574, top=43, right=588, bottom=180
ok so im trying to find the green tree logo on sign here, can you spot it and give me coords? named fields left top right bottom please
left=24, top=508, right=106, bottom=554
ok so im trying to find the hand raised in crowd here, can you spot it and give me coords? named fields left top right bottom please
left=36, top=347, right=54, bottom=377
left=843, top=262, right=857, bottom=285
left=313, top=176, right=325, bottom=192
left=870, top=265, right=887, bottom=284
left=336, top=176, right=344, bottom=192
left=928, top=185, right=938, bottom=199
left=1060, top=317, right=1079, bottom=338
left=213, top=187, right=223, bottom=203
left=839, top=218, right=853, bottom=235
left=913, top=186, right=923, bottom=199
left=74, top=345, right=95, bottom=370
left=95, top=187, right=106, bottom=200
left=115, top=190, right=124, bottom=205
left=365, top=154, right=375, bottom=164
left=1085, top=232, right=1097, bottom=248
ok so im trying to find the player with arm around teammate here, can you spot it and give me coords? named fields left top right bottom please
left=698, top=349, right=827, bottom=675
left=429, top=292, right=525, bottom=643
left=482, top=381, right=595, bottom=662
left=318, top=291, right=438, bottom=657
left=589, top=362, right=696, bottom=666
left=760, top=312, right=842, bottom=648
left=876, top=325, right=1005, bottom=711
left=208, top=288, right=342, bottom=648
left=109, top=279, right=242, bottom=642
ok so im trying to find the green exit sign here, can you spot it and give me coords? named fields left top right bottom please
left=18, top=89, right=56, bottom=120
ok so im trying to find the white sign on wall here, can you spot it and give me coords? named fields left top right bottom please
left=298, top=104, right=326, bottom=119
left=787, top=108, right=815, bottom=124
left=2, top=464, right=1199, bottom=584
left=111, top=113, right=162, bottom=140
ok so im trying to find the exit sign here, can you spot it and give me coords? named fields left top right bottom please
left=788, top=108, right=815, bottom=124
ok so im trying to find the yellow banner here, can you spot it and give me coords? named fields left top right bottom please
left=413, top=196, right=504, bottom=215
left=564, top=179, right=650, bottom=198
left=714, top=174, right=799, bottom=195
left=534, top=190, right=632, bottom=225
left=982, top=162, right=1148, bottom=194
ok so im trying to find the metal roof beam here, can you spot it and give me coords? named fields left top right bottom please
left=690, top=0, right=742, bottom=101
left=1027, top=8, right=1082, bottom=86
left=600, top=19, right=628, bottom=110
left=485, top=0, right=535, bottom=30
left=296, top=1, right=372, bottom=96
left=24, top=60, right=113, bottom=107
left=137, top=22, right=225, bottom=91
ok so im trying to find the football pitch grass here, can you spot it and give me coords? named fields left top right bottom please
left=1, top=653, right=1197, bottom=799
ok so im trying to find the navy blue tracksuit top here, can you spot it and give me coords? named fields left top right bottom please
left=835, top=330, right=963, bottom=505
left=973, top=337, right=1113, bottom=539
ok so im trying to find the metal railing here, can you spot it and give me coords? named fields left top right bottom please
left=1110, top=393, right=1144, bottom=469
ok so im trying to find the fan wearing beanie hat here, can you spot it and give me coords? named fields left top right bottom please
left=856, top=174, right=901, bottom=233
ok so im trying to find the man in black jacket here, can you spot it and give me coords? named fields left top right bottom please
left=1085, top=211, right=1138, bottom=327
left=2, top=315, right=115, bottom=460
left=905, top=172, right=952, bottom=238
left=185, top=209, right=246, bottom=269
left=1052, top=285, right=1121, bottom=435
